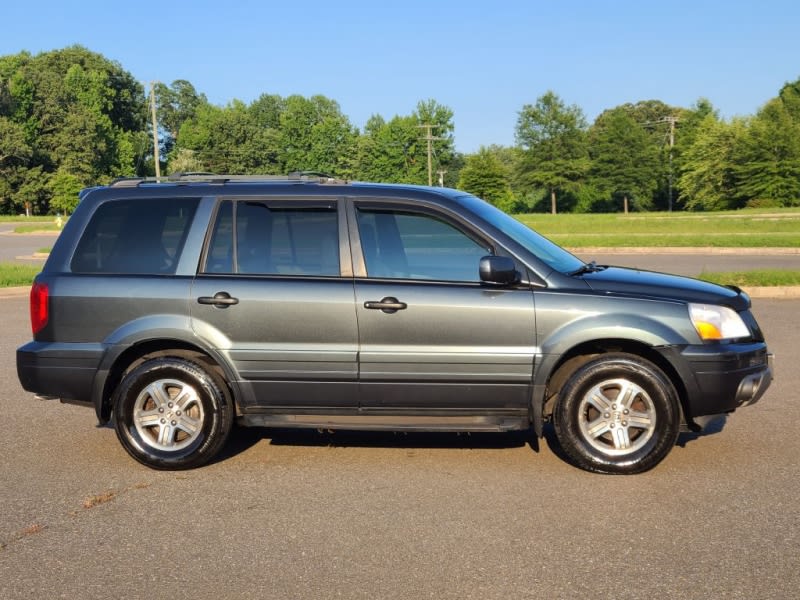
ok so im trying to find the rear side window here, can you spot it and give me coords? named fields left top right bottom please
left=203, top=200, right=339, bottom=276
left=71, top=197, right=199, bottom=274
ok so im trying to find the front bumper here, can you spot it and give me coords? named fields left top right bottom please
left=669, top=342, right=773, bottom=419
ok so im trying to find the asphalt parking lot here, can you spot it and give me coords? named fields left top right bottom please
left=1, top=292, right=797, bottom=599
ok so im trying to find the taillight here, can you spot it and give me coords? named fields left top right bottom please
left=30, top=281, right=49, bottom=335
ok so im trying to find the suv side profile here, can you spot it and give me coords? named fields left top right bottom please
left=16, top=174, right=773, bottom=474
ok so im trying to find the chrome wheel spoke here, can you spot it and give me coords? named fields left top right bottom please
left=135, top=408, right=162, bottom=428
left=628, top=410, right=654, bottom=430
left=586, top=389, right=613, bottom=413
left=610, top=424, right=632, bottom=450
left=145, top=381, right=171, bottom=408
left=174, top=387, right=198, bottom=412
left=585, top=415, right=612, bottom=439
left=157, top=421, right=177, bottom=446
left=617, top=381, right=636, bottom=409
left=175, top=413, right=201, bottom=436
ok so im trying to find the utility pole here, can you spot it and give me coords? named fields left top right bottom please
left=149, top=81, right=161, bottom=178
left=643, top=116, right=679, bottom=212
left=417, top=124, right=443, bottom=186
left=666, top=116, right=677, bottom=213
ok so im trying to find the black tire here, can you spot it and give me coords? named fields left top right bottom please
left=113, top=357, right=233, bottom=469
left=553, top=353, right=680, bottom=474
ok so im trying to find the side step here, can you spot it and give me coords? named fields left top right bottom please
left=238, top=413, right=529, bottom=432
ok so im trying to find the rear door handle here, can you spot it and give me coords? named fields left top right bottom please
left=364, top=296, right=407, bottom=314
left=197, top=292, right=239, bottom=308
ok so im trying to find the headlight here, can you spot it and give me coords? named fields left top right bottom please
left=689, top=303, right=750, bottom=341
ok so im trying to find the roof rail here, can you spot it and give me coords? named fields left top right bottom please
left=109, top=172, right=347, bottom=188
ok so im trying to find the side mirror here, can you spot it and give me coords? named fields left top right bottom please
left=479, top=255, right=520, bottom=286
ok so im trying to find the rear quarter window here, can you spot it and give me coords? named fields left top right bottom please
left=71, top=197, right=199, bottom=274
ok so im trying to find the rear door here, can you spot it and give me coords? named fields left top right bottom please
left=350, top=199, right=536, bottom=411
left=191, top=197, right=358, bottom=410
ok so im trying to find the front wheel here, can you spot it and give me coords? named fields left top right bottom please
left=553, top=353, right=680, bottom=474
left=113, top=357, right=233, bottom=469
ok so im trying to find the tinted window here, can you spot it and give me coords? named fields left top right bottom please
left=357, top=209, right=489, bottom=281
left=457, top=193, right=584, bottom=274
left=71, top=197, right=199, bottom=274
left=203, top=201, right=339, bottom=276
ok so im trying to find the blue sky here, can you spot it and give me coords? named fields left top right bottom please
left=2, top=0, right=798, bottom=152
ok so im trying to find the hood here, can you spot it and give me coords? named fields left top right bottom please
left=579, top=266, right=751, bottom=311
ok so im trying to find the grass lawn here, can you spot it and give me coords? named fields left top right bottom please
left=0, top=215, right=54, bottom=222
left=518, top=208, right=800, bottom=247
left=0, top=263, right=40, bottom=287
left=12, top=223, right=63, bottom=233
left=699, top=269, right=800, bottom=287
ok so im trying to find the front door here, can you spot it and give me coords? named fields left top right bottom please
left=350, top=201, right=536, bottom=411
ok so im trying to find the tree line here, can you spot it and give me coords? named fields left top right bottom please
left=1, top=45, right=798, bottom=215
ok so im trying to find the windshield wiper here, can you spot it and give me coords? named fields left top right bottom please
left=569, top=260, right=606, bottom=276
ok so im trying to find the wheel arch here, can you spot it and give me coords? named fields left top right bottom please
left=95, top=339, right=237, bottom=424
left=538, top=338, right=688, bottom=427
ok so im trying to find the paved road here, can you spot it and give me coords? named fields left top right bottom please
left=0, top=223, right=57, bottom=264
left=0, top=295, right=796, bottom=599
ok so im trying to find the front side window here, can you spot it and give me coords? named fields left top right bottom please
left=71, top=197, right=199, bottom=274
left=356, top=209, right=489, bottom=282
left=204, top=200, right=339, bottom=276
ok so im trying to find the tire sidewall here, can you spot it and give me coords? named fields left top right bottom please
left=113, top=358, right=227, bottom=469
left=555, top=354, right=680, bottom=474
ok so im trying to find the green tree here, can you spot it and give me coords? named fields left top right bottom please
left=47, top=170, right=83, bottom=214
left=176, top=100, right=277, bottom=174
left=458, top=146, right=517, bottom=211
left=356, top=114, right=426, bottom=183
left=677, top=115, right=748, bottom=210
left=279, top=95, right=357, bottom=176
left=0, top=46, right=146, bottom=213
left=589, top=108, right=659, bottom=212
left=354, top=100, right=456, bottom=185
left=155, top=80, right=207, bottom=144
left=515, top=91, right=589, bottom=213
left=735, top=98, right=800, bottom=206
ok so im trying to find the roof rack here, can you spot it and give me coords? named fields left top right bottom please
left=109, top=172, right=347, bottom=188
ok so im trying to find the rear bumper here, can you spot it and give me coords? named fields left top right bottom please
left=668, top=342, right=773, bottom=419
left=16, top=341, right=105, bottom=404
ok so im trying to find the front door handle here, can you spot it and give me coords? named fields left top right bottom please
left=197, top=291, right=239, bottom=308
left=364, top=296, right=407, bottom=314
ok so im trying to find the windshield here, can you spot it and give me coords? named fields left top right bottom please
left=458, top=194, right=584, bottom=274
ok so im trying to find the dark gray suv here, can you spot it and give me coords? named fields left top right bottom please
left=16, top=174, right=773, bottom=474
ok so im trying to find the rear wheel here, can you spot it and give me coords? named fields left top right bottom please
left=113, top=357, right=233, bottom=469
left=553, top=353, right=680, bottom=474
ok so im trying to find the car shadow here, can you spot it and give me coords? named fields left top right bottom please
left=537, top=417, right=729, bottom=464
left=675, top=414, right=728, bottom=447
left=215, top=426, right=541, bottom=463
